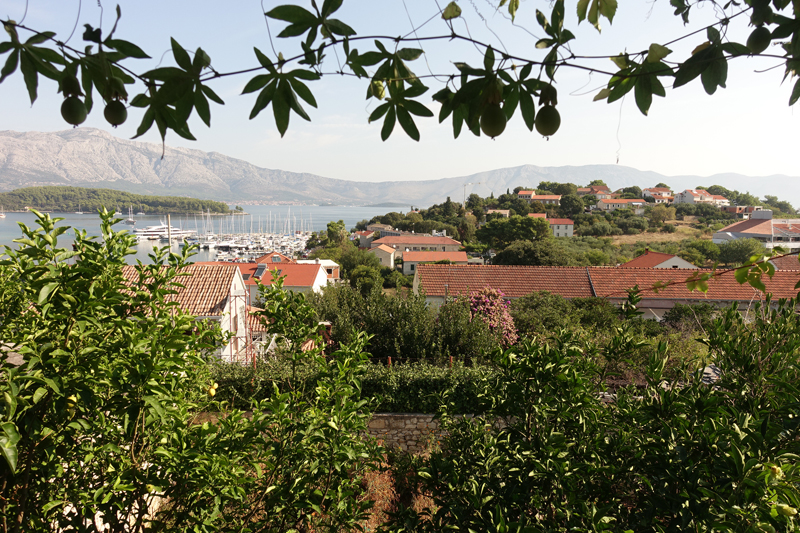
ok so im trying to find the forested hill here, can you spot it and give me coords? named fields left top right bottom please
left=0, top=187, right=230, bottom=214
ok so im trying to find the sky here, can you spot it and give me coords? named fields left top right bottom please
left=1, top=0, right=798, bottom=185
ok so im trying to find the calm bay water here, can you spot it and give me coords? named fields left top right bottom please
left=0, top=205, right=394, bottom=264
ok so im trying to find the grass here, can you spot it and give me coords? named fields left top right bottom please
left=610, top=224, right=706, bottom=245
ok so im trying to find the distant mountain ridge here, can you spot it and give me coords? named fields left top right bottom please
left=0, top=129, right=797, bottom=207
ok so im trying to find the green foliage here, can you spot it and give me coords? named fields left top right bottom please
left=492, top=239, right=578, bottom=266
left=0, top=211, right=381, bottom=531
left=386, top=299, right=800, bottom=531
left=662, top=301, right=719, bottom=332
left=476, top=215, right=551, bottom=250
left=719, top=237, right=765, bottom=266
left=0, top=186, right=230, bottom=214
left=558, top=193, right=584, bottom=217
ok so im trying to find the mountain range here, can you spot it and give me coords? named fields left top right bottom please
left=0, top=129, right=797, bottom=207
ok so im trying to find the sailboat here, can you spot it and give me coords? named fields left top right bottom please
left=75, top=203, right=84, bottom=215
left=124, top=206, right=136, bottom=225
left=0, top=205, right=5, bottom=218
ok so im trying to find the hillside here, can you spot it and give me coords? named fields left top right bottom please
left=1, top=129, right=798, bottom=206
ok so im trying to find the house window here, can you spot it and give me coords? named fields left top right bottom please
left=271, top=256, right=281, bottom=262
left=410, top=264, right=415, bottom=271
left=442, top=247, right=445, bottom=251
left=326, top=268, right=333, bottom=275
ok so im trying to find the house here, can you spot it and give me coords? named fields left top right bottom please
left=713, top=210, right=800, bottom=251
left=196, top=261, right=328, bottom=307
left=413, top=264, right=799, bottom=320
left=643, top=187, right=673, bottom=199
left=369, top=244, right=396, bottom=269
left=721, top=205, right=763, bottom=220
left=122, top=264, right=248, bottom=362
left=371, top=235, right=462, bottom=253
left=769, top=253, right=800, bottom=271
left=401, top=251, right=469, bottom=276
left=366, top=223, right=403, bottom=237
left=353, top=230, right=377, bottom=248
left=548, top=218, right=574, bottom=238
left=596, top=198, right=647, bottom=214
left=576, top=185, right=612, bottom=199
left=253, top=251, right=295, bottom=264
left=297, top=258, right=341, bottom=280
left=673, top=189, right=730, bottom=206
left=526, top=214, right=574, bottom=237
left=486, top=209, right=511, bottom=218
left=620, top=250, right=698, bottom=269
left=517, top=191, right=561, bottom=205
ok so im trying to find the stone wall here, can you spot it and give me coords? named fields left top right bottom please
left=367, top=413, right=443, bottom=453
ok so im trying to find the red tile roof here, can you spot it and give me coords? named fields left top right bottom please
left=770, top=254, right=800, bottom=271
left=247, top=306, right=269, bottom=332
left=415, top=265, right=593, bottom=299
left=548, top=218, right=574, bottom=225
left=371, top=244, right=396, bottom=254
left=403, top=251, right=469, bottom=263
left=717, top=219, right=773, bottom=235
left=598, top=198, right=646, bottom=204
left=196, top=262, right=324, bottom=289
left=645, top=187, right=672, bottom=193
left=372, top=235, right=462, bottom=246
left=527, top=213, right=547, bottom=218
left=587, top=267, right=799, bottom=301
left=518, top=190, right=535, bottom=195
left=122, top=264, right=237, bottom=316
left=415, top=264, right=800, bottom=303
left=529, top=195, right=562, bottom=200
left=620, top=250, right=680, bottom=268
left=253, top=251, right=295, bottom=264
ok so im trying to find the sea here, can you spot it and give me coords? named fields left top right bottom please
left=0, top=204, right=395, bottom=264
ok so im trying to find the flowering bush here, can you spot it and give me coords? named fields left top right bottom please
left=469, top=287, right=518, bottom=347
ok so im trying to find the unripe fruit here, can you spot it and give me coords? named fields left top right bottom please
left=747, top=26, right=771, bottom=54
left=104, top=100, right=127, bottom=127
left=61, top=97, right=87, bottom=126
left=480, top=103, right=507, bottom=138
left=777, top=504, right=798, bottom=517
left=213, top=382, right=219, bottom=389
left=535, top=105, right=561, bottom=137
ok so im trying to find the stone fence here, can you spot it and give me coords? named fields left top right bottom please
left=367, top=413, right=443, bottom=453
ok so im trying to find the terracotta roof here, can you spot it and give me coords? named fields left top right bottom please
left=620, top=251, right=680, bottom=268
left=518, top=190, right=535, bottom=195
left=770, top=254, right=800, bottom=271
left=717, top=219, right=773, bottom=235
left=711, top=195, right=728, bottom=200
left=772, top=223, right=800, bottom=237
left=196, top=262, right=324, bottom=289
left=403, top=251, right=469, bottom=263
left=416, top=264, right=799, bottom=303
left=598, top=198, right=646, bottom=204
left=527, top=213, right=547, bottom=218
left=548, top=218, right=574, bottom=225
left=587, top=267, right=799, bottom=301
left=253, top=251, right=295, bottom=264
left=415, top=264, right=593, bottom=299
left=122, top=264, right=237, bottom=316
left=354, top=230, right=375, bottom=237
left=247, top=306, right=270, bottom=332
left=370, top=244, right=396, bottom=254
left=372, top=235, right=462, bottom=246
left=529, top=195, right=562, bottom=200
left=645, top=187, right=671, bottom=193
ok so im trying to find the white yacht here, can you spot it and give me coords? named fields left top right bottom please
left=133, top=223, right=195, bottom=241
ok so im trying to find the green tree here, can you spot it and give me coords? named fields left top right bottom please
left=559, top=193, right=584, bottom=217
left=648, top=204, right=677, bottom=224
left=476, top=215, right=551, bottom=250
left=326, top=219, right=347, bottom=246
left=492, top=239, right=578, bottom=266
left=718, top=238, right=764, bottom=266
left=588, top=180, right=607, bottom=187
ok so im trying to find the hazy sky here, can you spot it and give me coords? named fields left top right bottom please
left=1, top=0, right=797, bottom=184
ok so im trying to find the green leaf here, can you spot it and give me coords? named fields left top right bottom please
left=321, top=0, right=344, bottom=18
left=673, top=46, right=714, bottom=88
left=0, top=42, right=13, bottom=54
left=194, top=89, right=210, bottom=127
left=38, top=282, right=58, bottom=304
left=273, top=80, right=292, bottom=136
left=25, top=31, right=55, bottom=45
left=171, top=39, right=191, bottom=71
left=249, top=80, right=277, bottom=119
left=593, top=87, right=611, bottom=101
left=324, top=19, right=356, bottom=37
left=381, top=106, right=396, bottom=141
left=483, top=47, right=495, bottom=72
left=403, top=99, right=433, bottom=117
left=790, top=78, right=800, bottom=106
left=41, top=500, right=65, bottom=513
left=369, top=102, right=390, bottom=122
left=0, top=422, right=20, bottom=473
left=253, top=48, right=277, bottom=74
left=442, top=2, right=462, bottom=20
left=266, top=5, right=318, bottom=25
left=288, top=77, right=318, bottom=107
left=396, top=106, right=420, bottom=141
left=634, top=76, right=653, bottom=115
left=506, top=0, right=520, bottom=20
left=241, top=74, right=272, bottom=95
left=33, top=387, right=47, bottom=404
left=397, top=48, right=423, bottom=62
left=105, top=39, right=150, bottom=59
left=19, top=50, right=38, bottom=103
left=201, top=84, right=224, bottom=105
left=646, top=43, right=672, bottom=63
left=519, top=90, right=535, bottom=130
left=0, top=49, right=19, bottom=83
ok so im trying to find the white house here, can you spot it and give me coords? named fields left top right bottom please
left=673, top=189, right=730, bottom=206
left=401, top=251, right=468, bottom=276
left=369, top=244, right=396, bottom=269
left=713, top=210, right=800, bottom=251
left=596, top=199, right=647, bottom=214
